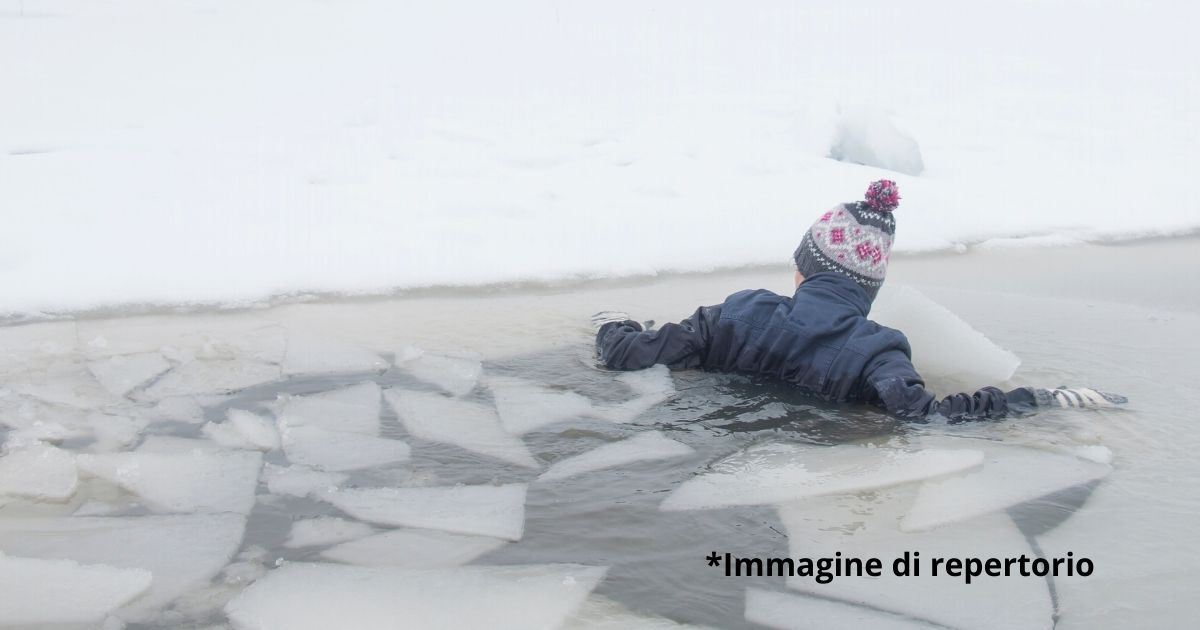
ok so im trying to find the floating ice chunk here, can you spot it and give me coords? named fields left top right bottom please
left=282, top=335, right=388, bottom=376
left=564, top=595, right=713, bottom=629
left=76, top=449, right=262, bottom=514
left=399, top=350, right=482, bottom=396
left=0, top=552, right=152, bottom=626
left=8, top=358, right=122, bottom=409
left=0, top=443, right=78, bottom=501
left=745, top=588, right=937, bottom=630
left=87, top=352, right=171, bottom=397
left=872, top=285, right=1020, bottom=389
left=1071, top=444, right=1114, bottom=465
left=488, top=376, right=596, bottom=434
left=900, top=438, right=1112, bottom=532
left=262, top=463, right=347, bottom=498
left=146, top=396, right=207, bottom=424
left=284, top=517, right=374, bottom=548
left=386, top=390, right=538, bottom=468
left=828, top=104, right=924, bottom=176
left=778, top=489, right=1052, bottom=630
left=321, top=528, right=507, bottom=568
left=0, top=320, right=77, bottom=377
left=660, top=442, right=983, bottom=511
left=595, top=366, right=675, bottom=423
left=225, top=562, right=606, bottom=630
left=204, top=409, right=280, bottom=451
left=89, top=412, right=149, bottom=452
left=319, top=484, right=528, bottom=540
left=0, top=513, right=247, bottom=621
left=539, top=432, right=694, bottom=482
left=143, top=359, right=280, bottom=399
left=280, top=425, right=410, bottom=472
left=135, top=436, right=226, bottom=454
left=276, top=382, right=381, bottom=435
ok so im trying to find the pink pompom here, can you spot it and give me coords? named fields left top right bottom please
left=864, top=179, right=900, bottom=212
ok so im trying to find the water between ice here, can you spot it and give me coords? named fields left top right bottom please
left=0, top=240, right=1196, bottom=629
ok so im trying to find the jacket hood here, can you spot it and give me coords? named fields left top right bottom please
left=792, top=271, right=873, bottom=318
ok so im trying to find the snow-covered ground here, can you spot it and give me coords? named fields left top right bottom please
left=2, top=0, right=1198, bottom=316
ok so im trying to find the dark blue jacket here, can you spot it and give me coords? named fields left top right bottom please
left=596, top=272, right=1032, bottom=421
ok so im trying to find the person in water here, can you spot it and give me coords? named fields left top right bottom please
left=593, top=180, right=1125, bottom=421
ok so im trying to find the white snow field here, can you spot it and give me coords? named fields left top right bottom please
left=2, top=1, right=1197, bottom=318
left=225, top=563, right=608, bottom=630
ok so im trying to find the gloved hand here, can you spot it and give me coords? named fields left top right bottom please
left=1036, top=387, right=1128, bottom=409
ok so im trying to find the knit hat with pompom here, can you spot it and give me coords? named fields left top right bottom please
left=792, top=179, right=899, bottom=303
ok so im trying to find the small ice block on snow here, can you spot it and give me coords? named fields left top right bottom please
left=143, top=359, right=280, bottom=398
left=0, top=513, right=247, bottom=622
left=262, top=463, right=348, bottom=498
left=386, top=389, right=538, bottom=468
left=87, top=352, right=171, bottom=397
left=204, top=409, right=281, bottom=451
left=319, top=483, right=528, bottom=541
left=0, top=553, right=152, bottom=627
left=0, top=443, right=78, bottom=501
left=280, top=424, right=410, bottom=472
left=282, top=335, right=388, bottom=376
left=276, top=382, right=381, bottom=436
left=539, top=431, right=694, bottom=482
left=659, top=442, right=983, bottom=511
left=398, top=350, right=482, bottom=396
left=225, top=562, right=606, bottom=630
left=900, top=437, right=1112, bottom=532
left=321, top=528, right=507, bottom=568
left=488, top=376, right=596, bottom=435
left=284, top=517, right=374, bottom=548
left=744, top=588, right=938, bottom=630
left=76, top=448, right=262, bottom=514
left=777, top=489, right=1052, bottom=630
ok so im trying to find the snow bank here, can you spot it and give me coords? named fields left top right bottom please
left=225, top=563, right=606, bottom=630
left=2, top=0, right=1196, bottom=317
left=829, top=105, right=924, bottom=176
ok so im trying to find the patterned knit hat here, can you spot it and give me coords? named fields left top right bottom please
left=792, top=180, right=899, bottom=303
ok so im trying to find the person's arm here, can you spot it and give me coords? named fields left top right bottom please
left=862, top=348, right=1015, bottom=422
left=595, top=306, right=720, bottom=371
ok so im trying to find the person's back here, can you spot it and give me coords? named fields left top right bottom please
left=595, top=180, right=1125, bottom=421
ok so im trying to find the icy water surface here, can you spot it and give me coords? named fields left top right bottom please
left=1, top=238, right=1197, bottom=629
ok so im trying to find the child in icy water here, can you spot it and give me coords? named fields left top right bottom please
left=594, top=180, right=1125, bottom=421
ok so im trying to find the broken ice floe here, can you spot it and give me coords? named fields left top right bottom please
left=225, top=563, right=606, bottom=630
left=281, top=335, right=388, bottom=376
left=871, top=285, right=1020, bottom=390
left=276, top=381, right=381, bottom=436
left=88, top=412, right=149, bottom=452
left=488, top=375, right=596, bottom=435
left=900, top=437, right=1112, bottom=532
left=594, top=366, right=676, bottom=423
left=320, top=528, right=507, bottom=568
left=284, top=517, right=375, bottom=548
left=659, top=442, right=982, bottom=511
left=0, top=443, right=78, bottom=501
left=7, top=358, right=123, bottom=410
left=142, top=359, right=280, bottom=399
left=538, top=431, right=694, bottom=482
left=87, top=352, right=172, bottom=397
left=0, top=552, right=152, bottom=627
left=279, top=425, right=411, bottom=472
left=76, top=446, right=262, bottom=514
left=397, top=349, right=482, bottom=396
left=744, top=588, right=937, bottom=630
left=319, top=483, right=528, bottom=541
left=564, top=594, right=714, bottom=630
left=777, top=488, right=1052, bottom=630
left=0, top=513, right=247, bottom=621
left=203, top=409, right=281, bottom=451
left=262, top=463, right=348, bottom=498
left=385, top=389, right=538, bottom=468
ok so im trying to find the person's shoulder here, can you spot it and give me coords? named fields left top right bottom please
left=723, top=288, right=787, bottom=306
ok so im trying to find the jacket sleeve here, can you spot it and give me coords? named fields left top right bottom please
left=862, top=348, right=1022, bottom=422
left=595, top=306, right=719, bottom=371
